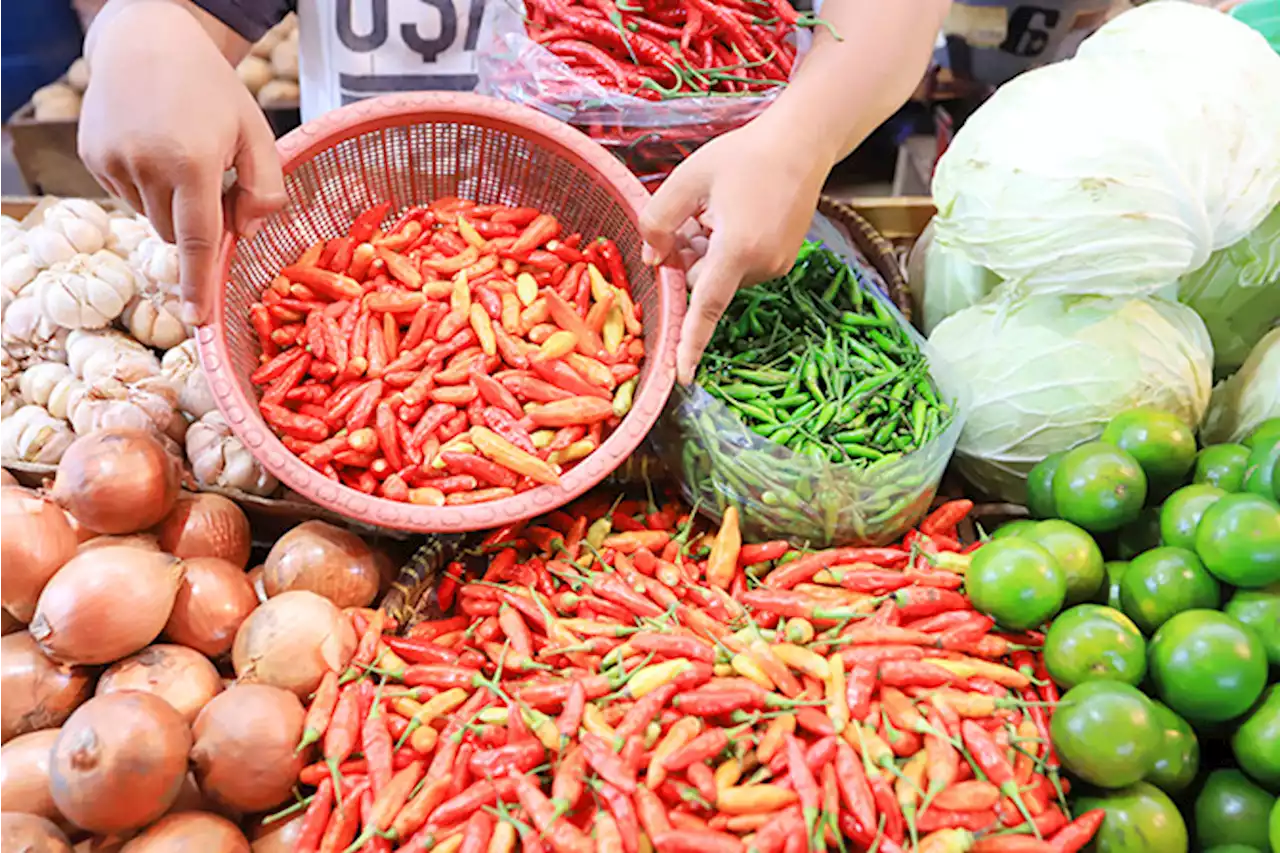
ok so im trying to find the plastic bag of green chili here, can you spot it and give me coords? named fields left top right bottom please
left=649, top=213, right=968, bottom=547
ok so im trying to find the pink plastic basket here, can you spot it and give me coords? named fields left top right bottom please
left=196, top=93, right=684, bottom=533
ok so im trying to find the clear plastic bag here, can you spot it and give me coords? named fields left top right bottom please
left=649, top=213, right=969, bottom=547
left=476, top=0, right=798, bottom=185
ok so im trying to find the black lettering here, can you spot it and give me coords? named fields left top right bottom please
left=336, top=0, right=389, bottom=52
left=465, top=0, right=486, bottom=51
left=402, top=0, right=459, bottom=63
left=1001, top=6, right=1059, bottom=58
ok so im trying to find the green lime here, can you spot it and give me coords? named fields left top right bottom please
left=1099, top=560, right=1129, bottom=610
left=1246, top=418, right=1280, bottom=449
left=1225, top=583, right=1280, bottom=666
left=1074, top=783, right=1188, bottom=853
left=1233, top=686, right=1280, bottom=790
left=1051, top=680, right=1159, bottom=788
left=1027, top=451, right=1065, bottom=519
left=1244, top=436, right=1280, bottom=502
left=1159, top=484, right=1226, bottom=550
left=1053, top=441, right=1148, bottom=534
left=1102, top=407, right=1198, bottom=496
left=1270, top=798, right=1279, bottom=853
left=990, top=519, right=1039, bottom=540
left=965, top=537, right=1066, bottom=630
left=1119, top=546, right=1221, bottom=634
left=1195, top=492, right=1280, bottom=588
left=1149, top=610, right=1268, bottom=724
left=1203, top=846, right=1266, bottom=853
left=1116, top=508, right=1163, bottom=560
left=1023, top=520, right=1105, bottom=605
left=1043, top=604, right=1146, bottom=689
left=1194, top=443, right=1253, bottom=493
left=1145, top=700, right=1199, bottom=795
left=1195, top=769, right=1276, bottom=852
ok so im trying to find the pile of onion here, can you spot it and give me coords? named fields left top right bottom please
left=263, top=521, right=380, bottom=608
left=232, top=590, right=355, bottom=697
left=96, top=644, right=223, bottom=724
left=1, top=486, right=78, bottom=622
left=52, top=428, right=180, bottom=534
left=78, top=533, right=161, bottom=553
left=0, top=632, right=93, bottom=743
left=190, top=684, right=305, bottom=813
left=120, top=812, right=249, bottom=853
left=246, top=565, right=268, bottom=604
left=246, top=812, right=306, bottom=853
left=49, top=692, right=191, bottom=834
left=30, top=545, right=185, bottom=665
left=0, top=728, right=65, bottom=826
left=0, top=813, right=71, bottom=853
left=163, top=557, right=258, bottom=658
left=154, top=493, right=252, bottom=569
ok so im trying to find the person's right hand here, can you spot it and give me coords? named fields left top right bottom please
left=79, top=0, right=285, bottom=324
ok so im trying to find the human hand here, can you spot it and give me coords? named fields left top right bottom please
left=79, top=0, right=285, bottom=324
left=639, top=115, right=831, bottom=384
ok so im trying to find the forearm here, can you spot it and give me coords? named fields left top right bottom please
left=86, top=0, right=254, bottom=67
left=758, top=0, right=951, bottom=166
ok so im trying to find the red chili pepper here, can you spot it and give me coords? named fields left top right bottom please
left=298, top=670, right=340, bottom=753
left=662, top=728, right=728, bottom=771
left=512, top=773, right=593, bottom=853
left=294, top=777, right=333, bottom=853
left=650, top=830, right=745, bottom=853
left=580, top=732, right=637, bottom=793
left=765, top=547, right=910, bottom=589
left=317, top=779, right=368, bottom=853
left=920, top=499, right=974, bottom=538
left=468, top=740, right=546, bottom=777
left=1046, top=809, right=1104, bottom=853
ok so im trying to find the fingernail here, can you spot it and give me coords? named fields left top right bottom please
left=642, top=244, right=657, bottom=266
left=181, top=303, right=202, bottom=326
left=241, top=218, right=263, bottom=241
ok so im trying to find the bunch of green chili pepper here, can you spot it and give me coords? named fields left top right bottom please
left=653, top=241, right=959, bottom=546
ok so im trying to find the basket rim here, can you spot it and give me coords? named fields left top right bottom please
left=197, top=92, right=685, bottom=533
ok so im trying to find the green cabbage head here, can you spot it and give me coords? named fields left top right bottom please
left=1201, top=327, right=1280, bottom=445
left=928, top=294, right=1214, bottom=501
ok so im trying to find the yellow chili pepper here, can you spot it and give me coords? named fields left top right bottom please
left=716, top=785, right=799, bottom=815
left=582, top=703, right=614, bottom=739
left=923, top=656, right=1030, bottom=689
left=730, top=653, right=775, bottom=691
left=469, top=303, right=497, bottom=356
left=417, top=687, right=469, bottom=722
left=826, top=653, right=849, bottom=735
left=431, top=440, right=475, bottom=468
left=928, top=690, right=998, bottom=718
left=410, top=724, right=438, bottom=754
left=472, top=426, right=561, bottom=486
left=515, top=272, right=540, bottom=307
left=773, top=644, right=831, bottom=680
left=714, top=758, right=742, bottom=792
left=486, top=820, right=517, bottom=853
left=1013, top=719, right=1040, bottom=784
left=587, top=263, right=613, bottom=303
left=529, top=710, right=563, bottom=753
left=781, top=618, right=815, bottom=645
left=931, top=552, right=972, bottom=574
left=756, top=713, right=796, bottom=764
left=457, top=216, right=485, bottom=249
left=706, top=506, right=742, bottom=591
left=500, top=292, right=521, bottom=333
left=564, top=353, right=614, bottom=388
left=627, top=658, right=693, bottom=699
left=648, top=717, right=701, bottom=788
left=602, top=305, right=625, bottom=354
left=713, top=663, right=735, bottom=678
left=433, top=832, right=465, bottom=853
left=612, top=377, right=637, bottom=419
left=916, top=828, right=974, bottom=853
left=392, top=697, right=425, bottom=721
left=547, top=439, right=595, bottom=466
left=896, top=752, right=926, bottom=818
left=450, top=272, right=471, bottom=314
left=531, top=429, right=556, bottom=449
left=478, top=706, right=510, bottom=725
left=538, top=330, right=578, bottom=360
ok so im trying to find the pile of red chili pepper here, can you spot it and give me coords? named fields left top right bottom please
left=247, top=197, right=645, bottom=506
left=523, top=0, right=813, bottom=100
left=273, top=491, right=1105, bottom=853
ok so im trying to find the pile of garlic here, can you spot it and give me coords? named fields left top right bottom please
left=31, top=14, right=299, bottom=121
left=0, top=199, right=276, bottom=496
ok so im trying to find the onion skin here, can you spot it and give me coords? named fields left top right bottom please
left=78, top=534, right=161, bottom=553
left=154, top=494, right=251, bottom=570
left=96, top=645, right=222, bottom=725
left=163, top=557, right=257, bottom=659
left=64, top=512, right=99, bottom=544
left=263, top=521, right=379, bottom=608
left=30, top=546, right=185, bottom=666
left=0, top=633, right=94, bottom=744
left=232, top=591, right=355, bottom=698
left=247, top=812, right=305, bottom=853
left=52, top=429, right=180, bottom=534
left=190, top=685, right=305, bottom=813
left=120, top=812, right=249, bottom=853
left=0, top=813, right=71, bottom=853
left=0, top=729, right=65, bottom=824
left=246, top=566, right=267, bottom=604
left=1, top=487, right=78, bottom=622
left=49, top=692, right=191, bottom=834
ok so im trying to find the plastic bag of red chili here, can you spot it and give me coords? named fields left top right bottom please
left=197, top=93, right=684, bottom=533
left=475, top=0, right=816, bottom=186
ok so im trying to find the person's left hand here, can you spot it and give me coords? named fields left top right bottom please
left=639, top=114, right=832, bottom=384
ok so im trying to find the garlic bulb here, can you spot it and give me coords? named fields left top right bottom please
left=35, top=251, right=138, bottom=329
left=122, top=291, right=189, bottom=349
left=132, top=236, right=180, bottom=289
left=187, top=411, right=278, bottom=495
left=65, top=57, right=90, bottom=93
left=2, top=295, right=68, bottom=367
left=18, top=362, right=72, bottom=407
left=46, top=373, right=85, bottom=420
left=1, top=215, right=22, bottom=247
left=0, top=404, right=74, bottom=464
left=25, top=199, right=110, bottom=266
left=65, top=374, right=186, bottom=443
left=161, top=340, right=215, bottom=418
left=106, top=214, right=153, bottom=258
left=31, top=83, right=81, bottom=121
left=1, top=250, right=38, bottom=295
left=66, top=328, right=160, bottom=383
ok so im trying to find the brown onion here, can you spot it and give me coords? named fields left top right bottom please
left=96, top=645, right=223, bottom=724
left=49, top=692, right=191, bottom=834
left=1, top=468, right=17, bottom=487
left=246, top=566, right=267, bottom=604
left=2, top=609, right=22, bottom=635
left=163, top=558, right=257, bottom=659
left=120, top=812, right=249, bottom=853
left=247, top=812, right=306, bottom=853
left=30, top=546, right=185, bottom=666
left=232, top=591, right=354, bottom=698
left=0, top=728, right=65, bottom=824
left=263, top=521, right=379, bottom=608
left=77, top=534, right=161, bottom=553
left=52, top=429, right=180, bottom=534
left=1, top=487, right=78, bottom=622
left=164, top=773, right=210, bottom=818
left=0, top=633, right=94, bottom=744
left=0, top=813, right=71, bottom=853
left=154, top=494, right=252, bottom=570
left=190, top=684, right=305, bottom=813
left=72, top=838, right=128, bottom=853
left=64, top=511, right=99, bottom=544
